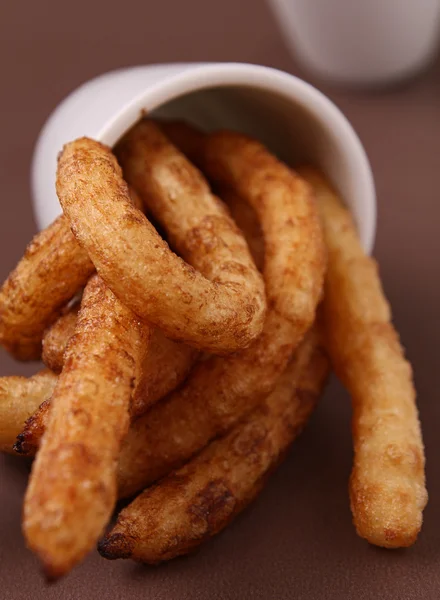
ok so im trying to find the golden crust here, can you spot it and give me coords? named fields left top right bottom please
left=41, top=303, right=80, bottom=373
left=0, top=114, right=427, bottom=577
left=222, top=189, right=265, bottom=272
left=23, top=275, right=150, bottom=579
left=40, top=300, right=198, bottom=416
left=98, top=327, right=329, bottom=563
left=14, top=130, right=325, bottom=502
left=163, top=124, right=326, bottom=336
left=0, top=184, right=143, bottom=363
left=0, top=216, right=94, bottom=360
left=57, top=130, right=266, bottom=354
left=298, top=167, right=427, bottom=549
left=204, top=131, right=325, bottom=330
left=160, top=123, right=265, bottom=268
left=115, top=130, right=326, bottom=498
left=131, top=328, right=199, bottom=417
left=15, top=328, right=198, bottom=455
left=0, top=370, right=57, bottom=453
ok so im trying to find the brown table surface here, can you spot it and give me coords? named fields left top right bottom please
left=1, top=1, right=439, bottom=598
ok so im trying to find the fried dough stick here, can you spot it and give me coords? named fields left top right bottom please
left=0, top=188, right=143, bottom=361
left=224, top=189, right=264, bottom=272
left=162, top=124, right=324, bottom=348
left=16, top=129, right=325, bottom=498
left=41, top=303, right=80, bottom=373
left=23, top=275, right=149, bottom=579
left=99, top=326, right=329, bottom=563
left=40, top=303, right=198, bottom=416
left=114, top=128, right=325, bottom=497
left=17, top=327, right=199, bottom=457
left=0, top=370, right=57, bottom=453
left=57, top=132, right=266, bottom=354
left=298, top=167, right=427, bottom=549
left=131, top=329, right=198, bottom=417
left=0, top=217, right=93, bottom=360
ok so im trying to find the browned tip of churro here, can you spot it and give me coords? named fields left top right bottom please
left=13, top=433, right=27, bottom=455
left=98, top=533, right=135, bottom=560
left=14, top=398, right=50, bottom=456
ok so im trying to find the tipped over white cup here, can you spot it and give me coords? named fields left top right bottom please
left=31, top=62, right=376, bottom=252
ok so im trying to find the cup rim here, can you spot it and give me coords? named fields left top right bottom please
left=96, top=62, right=376, bottom=253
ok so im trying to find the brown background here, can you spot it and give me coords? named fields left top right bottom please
left=0, top=1, right=439, bottom=598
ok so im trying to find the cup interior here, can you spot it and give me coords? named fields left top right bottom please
left=153, top=87, right=375, bottom=253
left=153, top=86, right=329, bottom=166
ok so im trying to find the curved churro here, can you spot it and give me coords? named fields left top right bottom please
left=0, top=217, right=93, bottom=360
left=115, top=128, right=325, bottom=497
left=163, top=124, right=324, bottom=346
left=57, top=130, right=266, bottom=354
left=14, top=129, right=325, bottom=500
left=0, top=186, right=142, bottom=362
left=99, top=326, right=329, bottom=563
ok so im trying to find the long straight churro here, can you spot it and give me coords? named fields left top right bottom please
left=299, top=167, right=427, bottom=548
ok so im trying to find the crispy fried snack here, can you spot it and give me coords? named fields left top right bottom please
left=41, top=303, right=80, bottom=373
left=57, top=131, right=266, bottom=354
left=40, top=300, right=198, bottom=416
left=0, top=216, right=93, bottom=360
left=115, top=130, right=325, bottom=498
left=160, top=122, right=265, bottom=267
left=0, top=185, right=143, bottom=362
left=99, top=326, right=329, bottom=563
left=131, top=329, right=198, bottom=417
left=14, top=130, right=325, bottom=499
left=14, top=398, right=50, bottom=456
left=298, top=167, right=427, bottom=549
left=158, top=121, right=264, bottom=271
left=23, top=275, right=150, bottom=580
left=163, top=124, right=324, bottom=339
left=15, top=328, right=198, bottom=455
left=223, top=189, right=264, bottom=272
left=0, top=370, right=57, bottom=453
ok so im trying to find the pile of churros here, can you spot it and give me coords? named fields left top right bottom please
left=0, top=119, right=427, bottom=581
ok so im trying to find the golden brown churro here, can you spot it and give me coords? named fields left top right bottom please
left=23, top=275, right=149, bottom=579
left=57, top=132, right=266, bottom=354
left=99, top=327, right=329, bottom=563
left=299, top=167, right=427, bottom=548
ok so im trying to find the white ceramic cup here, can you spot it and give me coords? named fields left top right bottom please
left=32, top=62, right=376, bottom=252
left=268, top=0, right=440, bottom=86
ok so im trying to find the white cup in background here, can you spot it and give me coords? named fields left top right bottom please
left=32, top=63, right=376, bottom=251
left=268, top=0, right=440, bottom=86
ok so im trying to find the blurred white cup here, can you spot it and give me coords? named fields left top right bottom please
left=268, top=0, right=440, bottom=86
